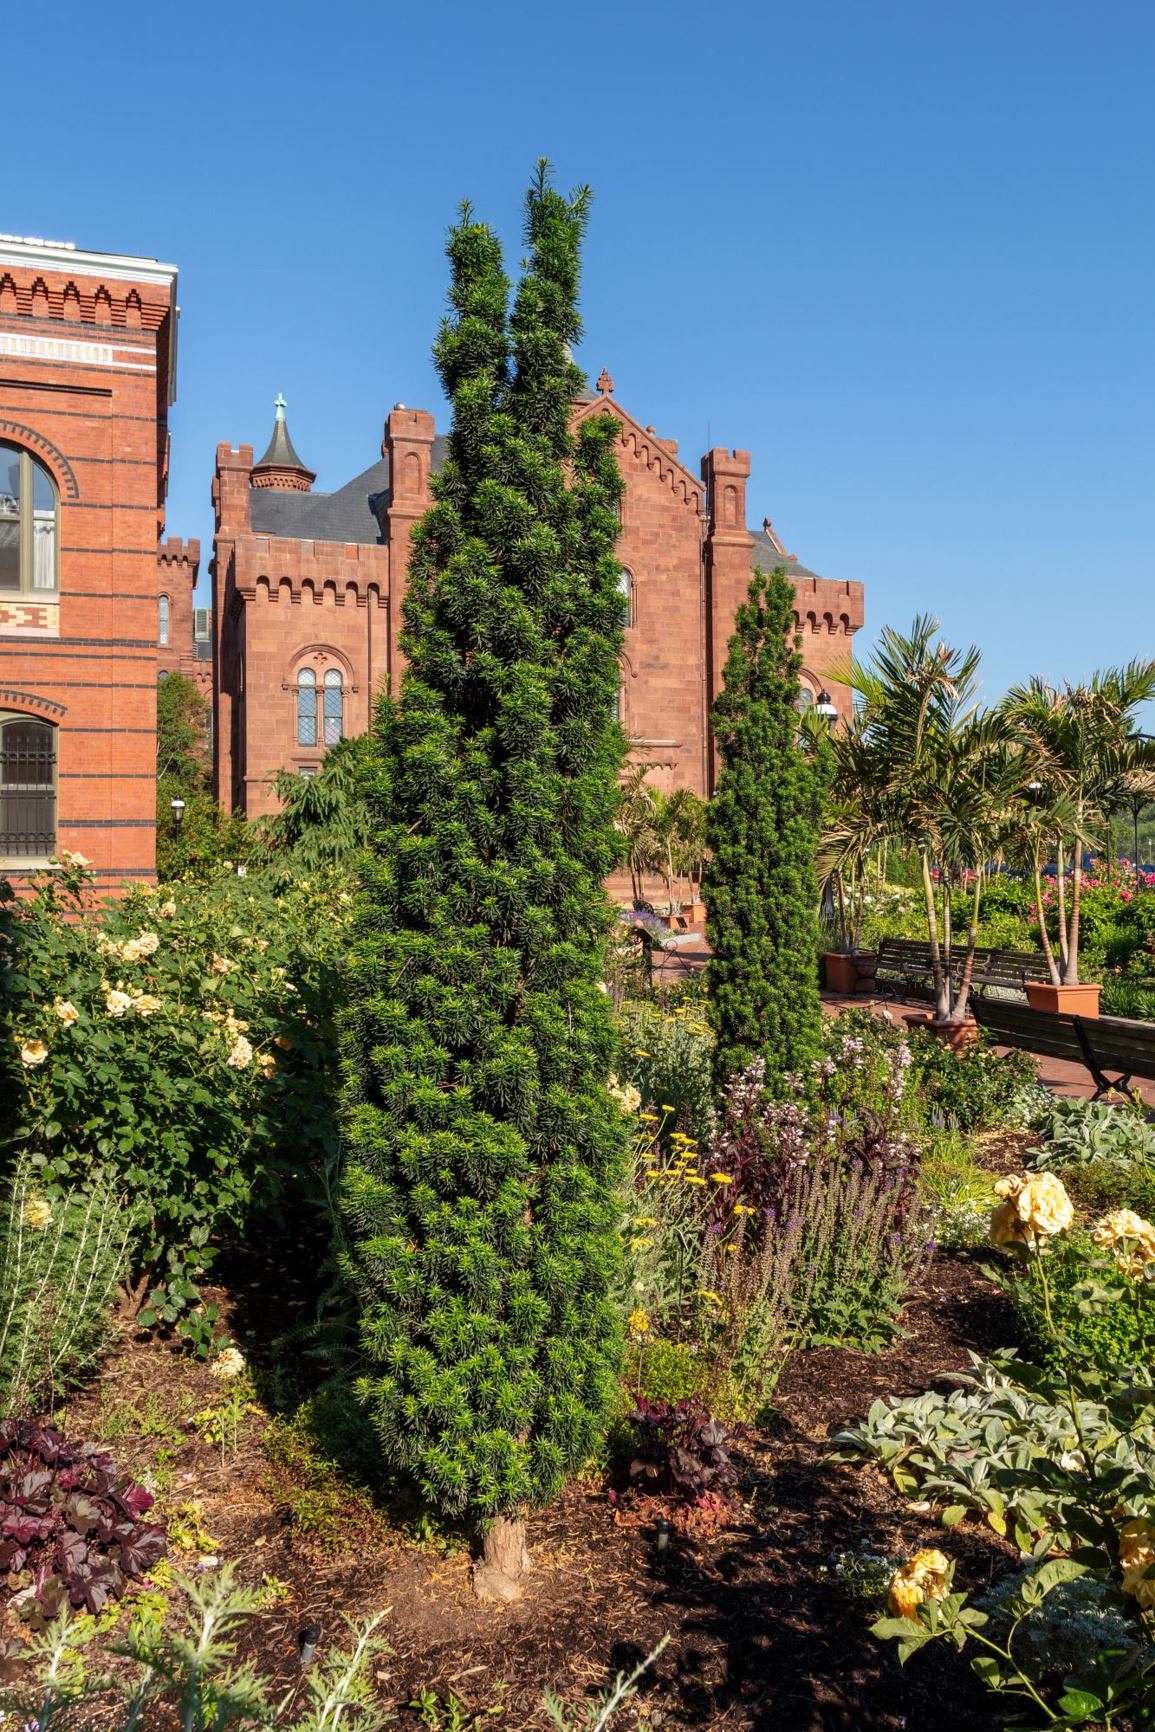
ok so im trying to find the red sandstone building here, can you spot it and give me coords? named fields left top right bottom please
left=0, top=235, right=181, bottom=886
left=213, top=372, right=864, bottom=820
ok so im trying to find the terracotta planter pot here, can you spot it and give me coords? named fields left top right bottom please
left=1025, top=981, right=1101, bottom=1019
left=902, top=1012, right=981, bottom=1050
left=823, top=950, right=876, bottom=995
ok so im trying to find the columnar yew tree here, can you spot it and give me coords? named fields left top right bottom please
left=339, top=168, right=628, bottom=1600
left=704, top=566, right=826, bottom=1093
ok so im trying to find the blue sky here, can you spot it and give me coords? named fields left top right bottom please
left=11, top=0, right=1155, bottom=715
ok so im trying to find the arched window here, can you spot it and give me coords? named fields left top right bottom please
left=0, top=715, right=56, bottom=860
left=297, top=667, right=317, bottom=747
left=0, top=441, right=59, bottom=595
left=618, top=568, right=633, bottom=629
left=323, top=668, right=344, bottom=744
left=158, top=594, right=170, bottom=646
left=797, top=687, right=815, bottom=714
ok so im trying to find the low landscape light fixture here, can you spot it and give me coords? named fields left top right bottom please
left=170, top=796, right=186, bottom=838
left=655, top=1517, right=671, bottom=1563
left=299, top=1623, right=321, bottom=1667
left=814, top=690, right=838, bottom=721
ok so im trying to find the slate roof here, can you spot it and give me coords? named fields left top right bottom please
left=248, top=438, right=448, bottom=545
left=750, top=526, right=821, bottom=581
left=254, top=414, right=310, bottom=475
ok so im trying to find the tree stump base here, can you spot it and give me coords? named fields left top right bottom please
left=472, top=1514, right=531, bottom=1603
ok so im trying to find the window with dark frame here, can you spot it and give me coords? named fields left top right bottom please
left=297, top=667, right=317, bottom=747
left=0, top=715, right=57, bottom=859
left=0, top=441, right=59, bottom=596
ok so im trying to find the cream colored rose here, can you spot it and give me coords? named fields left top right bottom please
left=887, top=1549, right=950, bottom=1620
left=1092, top=1209, right=1155, bottom=1279
left=226, top=1035, right=253, bottom=1069
left=134, top=931, right=160, bottom=957
left=209, top=1345, right=246, bottom=1382
left=131, top=994, right=162, bottom=1017
left=991, top=1172, right=1073, bottom=1246
left=19, top=1039, right=49, bottom=1068
left=57, top=849, right=91, bottom=869
left=159, top=900, right=177, bottom=919
left=1120, top=1517, right=1155, bottom=1608
left=608, top=1074, right=642, bottom=1115
left=274, top=1034, right=292, bottom=1051
left=105, top=989, right=132, bottom=1018
left=223, top=1011, right=249, bottom=1037
left=258, top=1052, right=276, bottom=1078
left=211, top=954, right=236, bottom=976
left=53, top=999, right=78, bottom=1028
left=23, top=1196, right=53, bottom=1231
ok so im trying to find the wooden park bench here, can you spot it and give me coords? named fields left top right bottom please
left=971, top=996, right=1155, bottom=1101
left=870, top=938, right=1053, bottom=1004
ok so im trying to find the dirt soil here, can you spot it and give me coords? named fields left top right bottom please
left=22, top=1246, right=1024, bottom=1732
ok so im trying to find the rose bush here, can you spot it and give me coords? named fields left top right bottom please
left=0, top=856, right=346, bottom=1347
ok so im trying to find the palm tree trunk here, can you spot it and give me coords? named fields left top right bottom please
left=1066, top=840, right=1083, bottom=986
left=1055, top=839, right=1070, bottom=977
left=953, top=870, right=983, bottom=1022
left=919, top=849, right=948, bottom=1017
left=1034, top=861, right=1061, bottom=985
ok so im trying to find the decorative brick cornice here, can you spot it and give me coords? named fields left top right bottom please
left=0, top=689, right=68, bottom=717
left=0, top=421, right=79, bottom=498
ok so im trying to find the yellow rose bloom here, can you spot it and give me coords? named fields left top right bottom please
left=1092, top=1210, right=1155, bottom=1279
left=105, top=989, right=132, bottom=1019
left=53, top=999, right=79, bottom=1027
left=887, top=1549, right=950, bottom=1620
left=991, top=1172, right=1073, bottom=1247
left=23, top=1197, right=53, bottom=1231
left=19, top=1040, right=48, bottom=1068
left=131, top=994, right=162, bottom=1017
left=1120, top=1518, right=1155, bottom=1607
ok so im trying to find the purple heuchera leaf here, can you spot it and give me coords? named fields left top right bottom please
left=0, top=1419, right=166, bottom=1622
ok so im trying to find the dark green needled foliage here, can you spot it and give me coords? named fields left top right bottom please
left=339, top=167, right=629, bottom=1524
left=704, top=566, right=826, bottom=1093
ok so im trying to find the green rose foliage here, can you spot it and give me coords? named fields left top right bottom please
left=0, top=857, right=346, bottom=1343
left=704, top=566, right=827, bottom=1094
left=339, top=169, right=630, bottom=1522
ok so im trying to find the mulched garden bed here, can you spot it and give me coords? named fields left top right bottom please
left=33, top=1246, right=1021, bottom=1732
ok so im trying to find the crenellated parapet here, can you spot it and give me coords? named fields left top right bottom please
left=790, top=575, right=865, bottom=637
left=238, top=538, right=390, bottom=607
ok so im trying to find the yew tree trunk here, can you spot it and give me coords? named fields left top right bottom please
left=473, top=1513, right=531, bottom=1603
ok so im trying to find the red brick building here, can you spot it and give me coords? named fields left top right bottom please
left=212, top=374, right=864, bottom=820
left=0, top=235, right=180, bottom=887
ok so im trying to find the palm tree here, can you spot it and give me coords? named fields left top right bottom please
left=616, top=763, right=660, bottom=906
left=828, top=616, right=1014, bottom=1022
left=1001, top=662, right=1155, bottom=985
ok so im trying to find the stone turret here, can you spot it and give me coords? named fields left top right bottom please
left=250, top=394, right=315, bottom=492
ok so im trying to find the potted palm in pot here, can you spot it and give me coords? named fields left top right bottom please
left=1002, top=664, right=1155, bottom=1017
left=830, top=617, right=1014, bottom=1042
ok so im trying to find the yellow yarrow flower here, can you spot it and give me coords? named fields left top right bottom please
left=709, top=1173, right=734, bottom=1185
left=628, top=1309, right=650, bottom=1336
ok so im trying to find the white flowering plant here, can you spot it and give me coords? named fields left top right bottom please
left=0, top=855, right=347, bottom=1350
